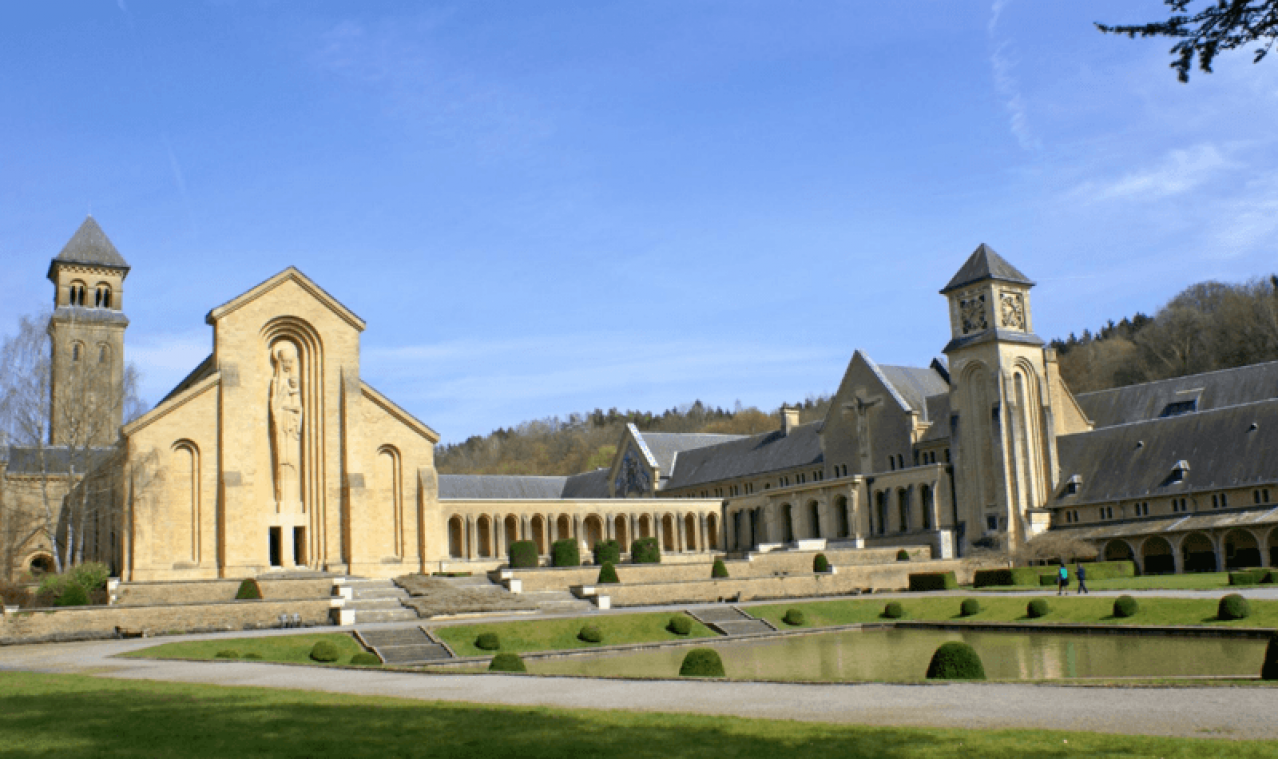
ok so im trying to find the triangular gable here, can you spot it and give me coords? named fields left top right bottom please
left=821, top=350, right=914, bottom=429
left=205, top=267, right=366, bottom=332
left=359, top=380, right=441, bottom=444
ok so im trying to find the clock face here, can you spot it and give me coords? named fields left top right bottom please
left=1000, top=292, right=1025, bottom=329
left=614, top=447, right=651, bottom=496
left=959, top=293, right=987, bottom=334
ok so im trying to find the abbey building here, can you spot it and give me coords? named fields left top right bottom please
left=4, top=220, right=1277, bottom=581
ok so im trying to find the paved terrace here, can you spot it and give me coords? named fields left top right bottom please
left=2, top=588, right=1277, bottom=742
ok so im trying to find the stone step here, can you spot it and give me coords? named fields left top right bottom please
left=377, top=643, right=452, bottom=664
left=347, top=598, right=410, bottom=610
left=350, top=586, right=409, bottom=598
left=353, top=609, right=420, bottom=624
left=689, top=606, right=750, bottom=624
left=360, top=627, right=430, bottom=646
left=713, top=619, right=774, bottom=636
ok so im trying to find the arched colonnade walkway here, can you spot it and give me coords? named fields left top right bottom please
left=444, top=507, right=722, bottom=561
left=1100, top=525, right=1278, bottom=575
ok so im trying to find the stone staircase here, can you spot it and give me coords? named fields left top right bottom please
left=523, top=589, right=596, bottom=615
left=687, top=606, right=776, bottom=636
left=342, top=578, right=418, bottom=624
left=356, top=626, right=454, bottom=665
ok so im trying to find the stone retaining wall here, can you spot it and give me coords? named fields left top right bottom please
left=0, top=598, right=338, bottom=645
left=114, top=578, right=337, bottom=606
left=598, top=559, right=972, bottom=606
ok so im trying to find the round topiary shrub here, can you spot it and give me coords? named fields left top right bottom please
left=667, top=615, right=692, bottom=635
left=508, top=540, right=539, bottom=569
left=711, top=559, right=729, bottom=579
left=782, top=608, right=806, bottom=626
left=1113, top=595, right=1139, bottom=618
left=309, top=640, right=340, bottom=662
left=214, top=650, right=240, bottom=659
left=54, top=583, right=89, bottom=607
left=489, top=653, right=526, bottom=672
left=1026, top=598, right=1050, bottom=619
left=475, top=632, right=501, bottom=651
left=925, top=641, right=986, bottom=680
left=1261, top=634, right=1278, bottom=680
left=578, top=624, right=603, bottom=643
left=235, top=578, right=262, bottom=600
left=350, top=652, right=381, bottom=666
left=597, top=561, right=619, bottom=584
left=242, top=652, right=263, bottom=660
left=883, top=601, right=905, bottom=619
left=959, top=598, right=981, bottom=617
left=813, top=553, right=831, bottom=573
left=679, top=648, right=726, bottom=677
left=896, top=549, right=911, bottom=562
left=1218, top=593, right=1251, bottom=620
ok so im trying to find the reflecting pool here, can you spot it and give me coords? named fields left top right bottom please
left=521, top=628, right=1265, bottom=681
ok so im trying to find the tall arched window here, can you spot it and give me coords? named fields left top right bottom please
left=94, top=284, right=112, bottom=308
left=68, top=281, right=86, bottom=306
left=71, top=341, right=83, bottom=362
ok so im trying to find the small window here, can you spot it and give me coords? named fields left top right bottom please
left=944, top=448, right=951, bottom=463
left=94, top=284, right=112, bottom=309
left=985, top=515, right=998, bottom=531
left=71, top=342, right=82, bottom=362
left=1159, top=399, right=1198, bottom=418
left=1221, top=492, right=1228, bottom=507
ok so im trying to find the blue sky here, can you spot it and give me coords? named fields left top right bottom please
left=3, top=1, right=1277, bottom=445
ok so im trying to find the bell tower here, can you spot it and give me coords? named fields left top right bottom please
left=941, top=244, right=1055, bottom=552
left=47, top=217, right=130, bottom=447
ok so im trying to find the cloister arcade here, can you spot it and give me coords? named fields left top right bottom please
left=1098, top=524, right=1278, bottom=575
left=444, top=505, right=722, bottom=562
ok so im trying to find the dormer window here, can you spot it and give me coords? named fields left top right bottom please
left=1160, top=399, right=1197, bottom=417
left=1170, top=460, right=1190, bottom=484
left=1064, top=474, right=1082, bottom=496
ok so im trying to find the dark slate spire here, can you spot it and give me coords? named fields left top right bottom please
left=940, top=243, right=1033, bottom=294
left=48, top=217, right=130, bottom=276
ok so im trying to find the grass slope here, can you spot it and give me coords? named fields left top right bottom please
left=747, top=596, right=1278, bottom=629
left=120, top=632, right=366, bottom=664
left=436, top=611, right=716, bottom=656
left=2, top=671, right=1274, bottom=758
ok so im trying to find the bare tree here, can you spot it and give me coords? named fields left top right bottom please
left=1015, top=531, right=1100, bottom=567
left=1098, top=0, right=1278, bottom=82
left=0, top=310, right=143, bottom=573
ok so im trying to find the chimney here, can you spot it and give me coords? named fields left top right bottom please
left=781, top=405, right=800, bottom=436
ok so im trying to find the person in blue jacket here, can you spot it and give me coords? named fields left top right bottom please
left=1057, top=564, right=1069, bottom=595
left=1076, top=563, right=1089, bottom=594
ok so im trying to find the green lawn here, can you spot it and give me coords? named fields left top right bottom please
left=2, top=671, right=1274, bottom=758
left=749, top=595, right=1278, bottom=629
left=973, top=572, right=1243, bottom=592
left=119, top=632, right=368, bottom=665
left=434, top=611, right=716, bottom=657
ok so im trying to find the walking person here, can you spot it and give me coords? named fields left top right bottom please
left=1057, top=564, right=1069, bottom=596
left=1076, top=563, right=1088, bottom=594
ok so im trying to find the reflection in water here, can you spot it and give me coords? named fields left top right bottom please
left=527, top=628, right=1265, bottom=682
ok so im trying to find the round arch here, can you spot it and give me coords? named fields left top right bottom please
left=1223, top=528, right=1261, bottom=569
left=1181, top=532, right=1217, bottom=573
left=447, top=516, right=465, bottom=559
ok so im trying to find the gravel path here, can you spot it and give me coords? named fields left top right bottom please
left=2, top=632, right=1276, bottom=741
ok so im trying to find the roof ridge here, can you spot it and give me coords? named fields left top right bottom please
left=1062, top=396, right=1278, bottom=434
left=1074, top=360, right=1278, bottom=400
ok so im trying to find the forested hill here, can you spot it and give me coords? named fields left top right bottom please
left=438, top=274, right=1278, bottom=476
left=436, top=398, right=830, bottom=476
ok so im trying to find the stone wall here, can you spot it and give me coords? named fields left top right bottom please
left=0, top=598, right=338, bottom=644
left=598, top=559, right=972, bottom=607
left=114, top=578, right=337, bottom=606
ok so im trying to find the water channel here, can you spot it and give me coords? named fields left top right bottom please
left=514, top=628, right=1266, bottom=681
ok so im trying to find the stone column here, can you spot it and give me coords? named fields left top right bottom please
left=699, top=513, right=708, bottom=553
left=573, top=514, right=582, bottom=543
left=494, top=513, right=505, bottom=558
left=1260, top=528, right=1273, bottom=568
left=1171, top=534, right=1185, bottom=575
left=466, top=516, right=477, bottom=560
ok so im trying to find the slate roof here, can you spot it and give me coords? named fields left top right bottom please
left=664, top=421, right=824, bottom=490
left=158, top=354, right=216, bottom=405
left=561, top=468, right=612, bottom=499
left=50, top=306, right=129, bottom=326
left=438, top=474, right=569, bottom=500
left=918, top=393, right=952, bottom=443
left=940, top=243, right=1033, bottom=294
left=878, top=364, right=949, bottom=418
left=4, top=446, right=115, bottom=475
left=1049, top=398, right=1278, bottom=507
left=1075, top=361, right=1278, bottom=429
left=48, top=217, right=129, bottom=273
left=1046, top=505, right=1278, bottom=542
left=633, top=431, right=747, bottom=476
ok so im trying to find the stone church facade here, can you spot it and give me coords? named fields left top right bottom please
left=5, top=220, right=1277, bottom=581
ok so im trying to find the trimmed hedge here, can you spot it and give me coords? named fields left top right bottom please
left=1026, top=598, right=1050, bottom=618
left=1262, top=634, right=1278, bottom=681
left=309, top=641, right=340, bottom=662
left=475, top=632, right=501, bottom=651
left=972, top=567, right=1043, bottom=588
left=959, top=598, right=981, bottom=617
left=631, top=537, right=661, bottom=564
left=551, top=539, right=580, bottom=568
left=679, top=648, right=726, bottom=677
left=782, top=609, right=806, bottom=626
left=489, top=653, right=526, bottom=672
left=235, top=578, right=262, bottom=600
left=813, top=553, right=831, bottom=573
left=908, top=572, right=957, bottom=592
left=1113, top=595, right=1139, bottom=618
left=508, top=540, right=539, bottom=569
left=1076, top=560, right=1137, bottom=581
left=593, top=540, right=621, bottom=566
left=350, top=652, right=381, bottom=666
left=597, top=561, right=619, bottom=584
left=1218, top=593, right=1251, bottom=620
left=578, top=624, right=603, bottom=643
left=926, top=642, right=986, bottom=680
left=1230, top=570, right=1265, bottom=586
left=711, top=559, right=729, bottom=578
left=896, top=549, right=911, bottom=562
left=882, top=601, right=905, bottom=619
left=1038, top=574, right=1058, bottom=587
left=667, top=615, right=692, bottom=635
left=242, top=652, right=262, bottom=660
left=214, top=650, right=240, bottom=659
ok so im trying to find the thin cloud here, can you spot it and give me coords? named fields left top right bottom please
left=1072, top=144, right=1234, bottom=203
left=988, top=1, right=1038, bottom=151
